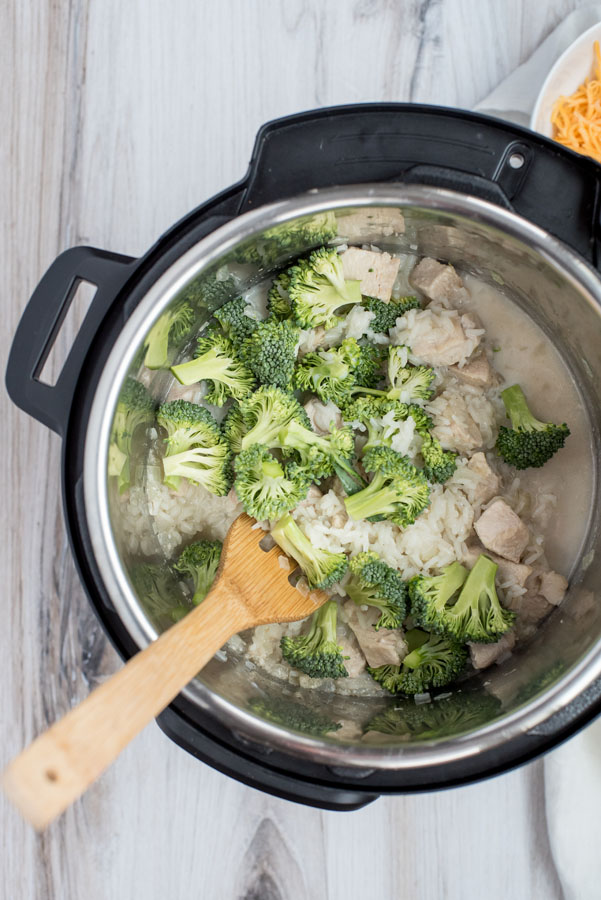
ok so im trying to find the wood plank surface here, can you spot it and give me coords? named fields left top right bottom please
left=0, top=1, right=594, bottom=897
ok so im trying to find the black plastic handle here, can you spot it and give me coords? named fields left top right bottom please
left=6, top=246, right=135, bottom=436
left=241, top=104, right=601, bottom=267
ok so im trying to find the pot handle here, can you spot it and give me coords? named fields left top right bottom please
left=6, top=246, right=135, bottom=437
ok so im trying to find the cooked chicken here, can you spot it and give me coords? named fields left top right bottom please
left=463, top=540, right=532, bottom=587
left=466, top=452, right=501, bottom=504
left=504, top=591, right=553, bottom=640
left=409, top=315, right=470, bottom=367
left=343, top=602, right=407, bottom=667
left=337, top=631, right=367, bottom=678
left=303, top=398, right=343, bottom=435
left=340, top=247, right=401, bottom=302
left=450, top=354, right=494, bottom=388
left=538, top=570, right=568, bottom=606
left=469, top=631, right=516, bottom=669
left=410, top=258, right=467, bottom=303
left=474, top=500, right=530, bottom=563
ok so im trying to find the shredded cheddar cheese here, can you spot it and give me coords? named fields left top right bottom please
left=551, top=40, right=601, bottom=162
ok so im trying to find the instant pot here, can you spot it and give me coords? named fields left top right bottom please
left=7, top=105, right=601, bottom=810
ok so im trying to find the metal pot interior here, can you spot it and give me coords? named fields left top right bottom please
left=87, top=187, right=601, bottom=765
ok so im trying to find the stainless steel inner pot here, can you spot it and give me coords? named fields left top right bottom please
left=83, top=185, right=601, bottom=769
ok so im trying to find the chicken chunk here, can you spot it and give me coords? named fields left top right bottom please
left=303, top=398, right=343, bottom=435
left=466, top=452, right=501, bottom=504
left=449, top=354, right=494, bottom=388
left=410, top=258, right=467, bottom=303
left=474, top=500, right=530, bottom=563
left=340, top=247, right=401, bottom=302
left=337, top=631, right=367, bottom=678
left=343, top=602, right=407, bottom=667
left=469, top=631, right=516, bottom=669
left=504, top=591, right=553, bottom=640
left=463, top=540, right=532, bottom=587
left=538, top=570, right=568, bottom=606
left=409, top=315, right=470, bottom=367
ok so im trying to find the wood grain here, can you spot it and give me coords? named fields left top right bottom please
left=0, top=0, right=589, bottom=896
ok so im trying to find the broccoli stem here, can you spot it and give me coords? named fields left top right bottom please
left=271, top=513, right=315, bottom=571
left=501, top=384, right=546, bottom=431
left=344, top=475, right=398, bottom=521
left=171, top=349, right=236, bottom=387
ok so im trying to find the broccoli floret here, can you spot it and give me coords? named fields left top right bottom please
left=174, top=540, right=222, bottom=605
left=368, top=628, right=467, bottom=695
left=294, top=337, right=361, bottom=404
left=288, top=247, right=362, bottom=329
left=142, top=302, right=195, bottom=370
left=354, top=342, right=385, bottom=389
left=408, top=561, right=469, bottom=634
left=280, top=600, right=349, bottom=679
left=495, top=384, right=570, bottom=469
left=234, top=445, right=311, bottom=520
left=248, top=695, right=342, bottom=736
left=108, top=377, right=155, bottom=493
left=362, top=295, right=421, bottom=333
left=278, top=417, right=356, bottom=483
left=157, top=400, right=232, bottom=494
left=227, top=386, right=309, bottom=453
left=344, top=446, right=430, bottom=527
left=170, top=333, right=255, bottom=405
left=240, top=318, right=299, bottom=391
left=346, top=551, right=408, bottom=629
left=364, top=691, right=501, bottom=739
left=443, top=554, right=516, bottom=643
left=420, top=432, right=457, bottom=483
left=353, top=347, right=435, bottom=405
left=267, top=271, right=292, bottom=320
left=272, top=514, right=348, bottom=590
left=256, top=212, right=339, bottom=267
left=213, top=296, right=258, bottom=343
left=130, top=563, right=187, bottom=625
left=181, top=271, right=239, bottom=310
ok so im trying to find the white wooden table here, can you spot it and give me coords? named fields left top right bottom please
left=3, top=2, right=600, bottom=897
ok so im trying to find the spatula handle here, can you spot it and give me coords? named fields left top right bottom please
left=2, top=578, right=240, bottom=830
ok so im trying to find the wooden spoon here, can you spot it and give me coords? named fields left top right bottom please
left=2, top=513, right=328, bottom=830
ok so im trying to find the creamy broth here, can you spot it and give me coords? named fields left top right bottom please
left=461, top=274, right=594, bottom=576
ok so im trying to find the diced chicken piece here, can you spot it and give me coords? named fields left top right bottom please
left=450, top=354, right=494, bottom=388
left=410, top=258, right=467, bottom=303
left=337, top=631, right=367, bottom=678
left=337, top=208, right=405, bottom=241
left=469, top=631, right=516, bottom=669
left=303, top=398, right=343, bottom=435
left=343, top=602, right=407, bottom=667
left=464, top=540, right=532, bottom=587
left=409, top=315, right=470, bottom=367
left=504, top=591, right=553, bottom=640
left=340, top=247, right=401, bottom=302
left=466, top=452, right=501, bottom=504
left=474, top=500, right=530, bottom=563
left=538, top=571, right=568, bottom=606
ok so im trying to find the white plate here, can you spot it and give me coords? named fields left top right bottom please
left=531, top=21, right=601, bottom=138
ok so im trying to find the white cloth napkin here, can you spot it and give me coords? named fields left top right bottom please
left=474, top=8, right=601, bottom=900
left=475, top=4, right=601, bottom=126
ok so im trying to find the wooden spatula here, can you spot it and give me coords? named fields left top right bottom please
left=2, top=513, right=328, bottom=830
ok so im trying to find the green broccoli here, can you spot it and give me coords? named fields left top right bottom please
left=364, top=691, right=502, bottom=739
left=108, top=377, right=155, bottom=493
left=288, top=247, right=361, bottom=329
left=213, top=296, right=258, bottom=343
left=130, top=563, right=187, bottom=625
left=368, top=628, right=467, bottom=695
left=353, top=342, right=385, bottom=389
left=353, top=346, right=435, bottom=404
left=294, top=337, right=361, bottom=404
left=344, top=446, right=430, bottom=527
left=495, top=384, right=570, bottom=469
left=142, top=302, right=195, bottom=369
left=280, top=600, right=348, bottom=679
left=248, top=695, right=342, bottom=736
left=234, top=445, right=311, bottom=520
left=342, top=395, right=432, bottom=437
left=408, top=561, right=469, bottom=634
left=240, top=318, right=299, bottom=391
left=346, top=551, right=408, bottom=629
left=443, top=554, right=516, bottom=643
left=174, top=540, right=222, bottom=606
left=224, top=386, right=309, bottom=453
left=181, top=270, right=238, bottom=311
left=256, top=212, right=338, bottom=267
left=277, top=416, right=357, bottom=483
left=271, top=513, right=348, bottom=590
left=267, top=271, right=292, bottom=320
left=420, top=431, right=457, bottom=483
left=170, top=333, right=255, bottom=405
left=157, top=400, right=232, bottom=494
left=362, top=295, right=421, bottom=333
